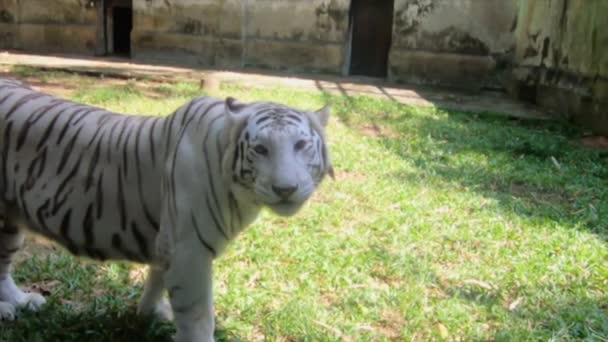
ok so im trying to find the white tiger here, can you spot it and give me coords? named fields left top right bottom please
left=0, top=78, right=333, bottom=341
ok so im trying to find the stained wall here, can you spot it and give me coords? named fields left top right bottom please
left=512, top=0, right=608, bottom=133
left=1, top=0, right=606, bottom=131
left=389, top=0, right=518, bottom=89
left=131, top=0, right=349, bottom=73
left=0, top=0, right=98, bottom=53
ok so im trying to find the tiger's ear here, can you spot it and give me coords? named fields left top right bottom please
left=224, top=97, right=250, bottom=132
left=225, top=97, right=247, bottom=117
left=315, top=105, right=331, bottom=127
left=222, top=97, right=249, bottom=184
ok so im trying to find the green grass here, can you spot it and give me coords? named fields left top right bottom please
left=2, top=67, right=607, bottom=341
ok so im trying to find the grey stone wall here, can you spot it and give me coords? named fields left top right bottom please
left=0, top=0, right=18, bottom=49
left=388, top=0, right=518, bottom=89
left=2, top=0, right=517, bottom=84
left=2, top=0, right=606, bottom=133
left=242, top=0, right=349, bottom=73
left=131, top=0, right=349, bottom=73
left=0, top=0, right=98, bottom=53
left=512, top=0, right=608, bottom=133
left=131, top=0, right=228, bottom=66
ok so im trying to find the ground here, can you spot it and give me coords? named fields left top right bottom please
left=0, top=59, right=606, bottom=341
left=0, top=51, right=549, bottom=120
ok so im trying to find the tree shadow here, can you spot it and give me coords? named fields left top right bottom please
left=371, top=109, right=607, bottom=239
left=4, top=50, right=547, bottom=122
left=443, top=281, right=608, bottom=339
left=308, top=81, right=607, bottom=240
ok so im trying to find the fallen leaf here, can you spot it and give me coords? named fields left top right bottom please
left=436, top=322, right=449, bottom=339
left=508, top=297, right=524, bottom=311
left=313, top=320, right=353, bottom=342
left=463, top=279, right=494, bottom=290
left=22, top=280, right=61, bottom=296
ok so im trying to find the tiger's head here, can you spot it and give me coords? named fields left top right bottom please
left=222, top=97, right=333, bottom=216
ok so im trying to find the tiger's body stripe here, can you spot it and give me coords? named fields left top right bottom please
left=191, top=212, right=216, bottom=257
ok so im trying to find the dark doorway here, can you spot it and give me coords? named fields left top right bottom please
left=112, top=6, right=132, bottom=56
left=349, top=0, right=394, bottom=77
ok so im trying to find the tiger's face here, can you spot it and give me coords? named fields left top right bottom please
left=223, top=98, right=333, bottom=216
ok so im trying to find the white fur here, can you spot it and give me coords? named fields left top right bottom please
left=0, top=81, right=331, bottom=341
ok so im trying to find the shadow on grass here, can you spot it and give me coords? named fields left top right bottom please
left=328, top=91, right=607, bottom=239
left=4, top=306, right=174, bottom=342
left=447, top=282, right=608, bottom=339
left=5, top=306, right=238, bottom=342
left=7, top=251, right=238, bottom=342
left=308, top=90, right=608, bottom=339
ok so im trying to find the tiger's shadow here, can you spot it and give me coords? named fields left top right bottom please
left=6, top=241, right=239, bottom=342
left=5, top=303, right=237, bottom=342
left=4, top=301, right=239, bottom=342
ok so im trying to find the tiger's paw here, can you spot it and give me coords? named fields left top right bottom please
left=15, top=292, right=46, bottom=312
left=153, top=298, right=174, bottom=321
left=0, top=301, right=16, bottom=321
left=0, top=275, right=47, bottom=312
left=138, top=297, right=174, bottom=322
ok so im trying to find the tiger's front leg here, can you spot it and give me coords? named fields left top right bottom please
left=0, top=220, right=46, bottom=320
left=165, top=238, right=215, bottom=342
left=137, top=266, right=174, bottom=321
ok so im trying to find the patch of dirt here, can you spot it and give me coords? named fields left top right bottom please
left=128, top=266, right=147, bottom=284
left=320, top=292, right=340, bottom=307
left=22, top=279, right=61, bottom=296
left=580, top=136, right=608, bottom=150
left=369, top=265, right=404, bottom=288
left=58, top=298, right=88, bottom=313
left=335, top=170, right=367, bottom=182
left=26, top=80, right=78, bottom=97
left=2, top=70, right=184, bottom=100
left=507, top=182, right=568, bottom=206
left=14, top=234, right=61, bottom=265
left=374, top=310, right=405, bottom=339
left=357, top=122, right=400, bottom=138
left=425, top=285, right=449, bottom=299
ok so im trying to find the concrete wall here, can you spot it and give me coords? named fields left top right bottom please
left=0, top=0, right=98, bottom=54
left=512, top=0, right=608, bottom=133
left=0, top=0, right=520, bottom=86
left=1, top=0, right=606, bottom=133
left=242, top=0, right=349, bottom=73
left=388, top=0, right=518, bottom=89
left=131, top=0, right=349, bottom=73
left=131, top=0, right=227, bottom=66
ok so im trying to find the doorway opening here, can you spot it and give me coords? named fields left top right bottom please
left=112, top=6, right=132, bottom=56
left=103, top=0, right=132, bottom=56
left=348, top=0, right=394, bottom=78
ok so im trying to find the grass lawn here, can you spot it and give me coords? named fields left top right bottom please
left=1, top=66, right=607, bottom=341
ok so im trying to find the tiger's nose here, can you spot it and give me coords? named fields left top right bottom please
left=272, top=185, right=298, bottom=199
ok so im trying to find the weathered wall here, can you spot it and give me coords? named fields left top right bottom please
left=0, top=0, right=98, bottom=53
left=131, top=0, right=229, bottom=66
left=2, top=0, right=605, bottom=134
left=1, top=0, right=519, bottom=85
left=512, top=0, right=608, bottom=133
left=131, top=0, right=349, bottom=73
left=0, top=0, right=18, bottom=49
left=242, top=0, right=349, bottom=73
left=389, top=0, right=518, bottom=89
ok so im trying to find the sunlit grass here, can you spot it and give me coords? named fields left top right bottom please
left=2, top=67, right=607, bottom=341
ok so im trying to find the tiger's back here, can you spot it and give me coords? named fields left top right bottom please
left=0, top=79, right=166, bottom=262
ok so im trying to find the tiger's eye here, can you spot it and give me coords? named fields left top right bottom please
left=294, top=139, right=307, bottom=151
left=254, top=144, right=268, bottom=155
